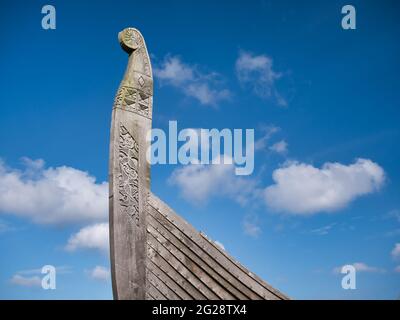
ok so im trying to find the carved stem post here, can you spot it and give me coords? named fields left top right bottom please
left=109, top=28, right=153, bottom=300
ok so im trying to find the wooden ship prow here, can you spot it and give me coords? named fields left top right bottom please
left=109, top=27, right=289, bottom=300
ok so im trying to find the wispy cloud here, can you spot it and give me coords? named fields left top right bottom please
left=254, top=124, right=280, bottom=151
left=10, top=265, right=71, bottom=287
left=386, top=209, right=400, bottom=223
left=154, top=55, right=194, bottom=85
left=254, top=124, right=288, bottom=155
left=10, top=274, right=41, bottom=287
left=87, top=266, right=110, bottom=282
left=214, top=241, right=225, bottom=251
left=333, top=262, right=385, bottom=274
left=0, top=219, right=15, bottom=234
left=310, top=223, right=336, bottom=236
left=242, top=215, right=262, bottom=238
left=154, top=55, right=231, bottom=106
left=269, top=140, right=288, bottom=155
left=16, top=266, right=71, bottom=275
left=235, top=51, right=287, bottom=106
left=391, top=243, right=400, bottom=260
left=65, top=223, right=109, bottom=253
left=383, top=210, right=400, bottom=237
left=0, top=158, right=108, bottom=225
left=264, top=158, right=385, bottom=215
left=385, top=229, right=400, bottom=237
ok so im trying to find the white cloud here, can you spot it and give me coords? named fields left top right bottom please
left=333, top=262, right=385, bottom=274
left=214, top=241, right=225, bottom=251
left=243, top=221, right=261, bottom=238
left=385, top=229, right=400, bottom=237
left=154, top=55, right=231, bottom=106
left=391, top=243, right=400, bottom=260
left=169, top=156, right=258, bottom=205
left=154, top=56, right=194, bottom=84
left=65, top=223, right=109, bottom=253
left=269, top=140, right=288, bottom=154
left=10, top=265, right=71, bottom=287
left=310, top=223, right=336, bottom=236
left=254, top=125, right=280, bottom=151
left=170, top=156, right=384, bottom=218
left=0, top=158, right=108, bottom=225
left=387, top=209, right=400, bottom=223
left=16, top=266, right=71, bottom=275
left=264, top=158, right=385, bottom=215
left=236, top=51, right=286, bottom=106
left=10, top=274, right=41, bottom=287
left=349, top=262, right=385, bottom=273
left=0, top=219, right=14, bottom=234
left=87, top=266, right=110, bottom=281
left=186, top=83, right=230, bottom=106
left=254, top=125, right=288, bottom=155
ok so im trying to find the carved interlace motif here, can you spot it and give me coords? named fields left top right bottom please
left=118, top=124, right=139, bottom=226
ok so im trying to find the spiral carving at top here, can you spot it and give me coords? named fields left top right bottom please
left=118, top=28, right=144, bottom=53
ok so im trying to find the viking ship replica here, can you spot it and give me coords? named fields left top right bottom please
left=109, top=27, right=288, bottom=300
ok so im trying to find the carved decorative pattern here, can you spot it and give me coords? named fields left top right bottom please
left=118, top=123, right=139, bottom=226
left=114, top=86, right=151, bottom=118
left=123, top=28, right=143, bottom=50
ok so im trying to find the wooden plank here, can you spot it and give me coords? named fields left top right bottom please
left=147, top=234, right=219, bottom=299
left=148, top=205, right=262, bottom=300
left=200, top=232, right=288, bottom=299
left=147, top=216, right=244, bottom=299
left=148, top=224, right=235, bottom=299
left=147, top=281, right=167, bottom=300
left=147, top=259, right=192, bottom=300
left=147, top=268, right=180, bottom=300
left=147, top=245, right=207, bottom=300
left=148, top=194, right=286, bottom=300
left=145, top=293, right=154, bottom=300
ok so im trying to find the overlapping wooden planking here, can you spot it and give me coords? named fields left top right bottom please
left=147, top=281, right=167, bottom=300
left=147, top=267, right=180, bottom=300
left=147, top=245, right=207, bottom=299
left=147, top=259, right=193, bottom=299
left=148, top=233, right=219, bottom=299
left=200, top=231, right=285, bottom=299
left=147, top=193, right=289, bottom=300
left=148, top=224, right=235, bottom=299
left=145, top=293, right=154, bottom=300
left=110, top=28, right=289, bottom=300
left=147, top=209, right=252, bottom=299
left=147, top=206, right=262, bottom=300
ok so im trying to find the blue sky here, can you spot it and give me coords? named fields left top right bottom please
left=0, top=0, right=399, bottom=299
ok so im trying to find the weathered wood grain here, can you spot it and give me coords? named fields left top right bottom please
left=109, top=27, right=289, bottom=301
